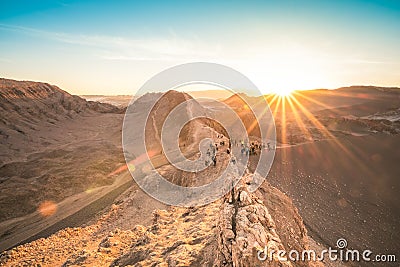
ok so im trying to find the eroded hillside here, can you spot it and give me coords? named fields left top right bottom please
left=0, top=78, right=125, bottom=222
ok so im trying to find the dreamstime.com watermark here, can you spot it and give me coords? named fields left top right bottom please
left=257, top=238, right=397, bottom=263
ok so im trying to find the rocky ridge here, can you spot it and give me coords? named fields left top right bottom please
left=1, top=168, right=325, bottom=266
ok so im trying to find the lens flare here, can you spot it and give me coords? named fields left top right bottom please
left=38, top=200, right=57, bottom=217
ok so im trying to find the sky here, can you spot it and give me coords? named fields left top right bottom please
left=0, top=0, right=400, bottom=95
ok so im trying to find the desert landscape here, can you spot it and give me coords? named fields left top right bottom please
left=0, top=77, right=399, bottom=266
left=1, top=1, right=399, bottom=266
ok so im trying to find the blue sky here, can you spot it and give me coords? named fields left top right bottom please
left=1, top=0, right=400, bottom=95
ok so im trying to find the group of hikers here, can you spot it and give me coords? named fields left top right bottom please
left=232, top=139, right=272, bottom=155
left=205, top=142, right=218, bottom=167
left=205, top=134, right=273, bottom=167
left=239, top=141, right=263, bottom=156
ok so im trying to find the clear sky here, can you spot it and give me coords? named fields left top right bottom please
left=1, top=0, right=399, bottom=95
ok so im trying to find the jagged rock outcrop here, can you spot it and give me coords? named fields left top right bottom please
left=217, top=175, right=292, bottom=266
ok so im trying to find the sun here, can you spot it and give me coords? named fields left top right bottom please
left=274, top=88, right=294, bottom=97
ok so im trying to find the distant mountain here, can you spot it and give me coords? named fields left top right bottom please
left=223, top=85, right=400, bottom=115
left=0, top=78, right=122, bottom=122
left=0, top=78, right=123, bottom=131
left=0, top=78, right=126, bottom=222
left=80, top=95, right=133, bottom=108
left=222, top=93, right=264, bottom=138
left=128, top=90, right=226, bottom=158
left=337, top=85, right=400, bottom=93
left=292, top=86, right=400, bottom=116
left=220, top=86, right=400, bottom=144
left=223, top=93, right=261, bottom=108
left=186, top=89, right=233, bottom=100
left=0, top=78, right=123, bottom=163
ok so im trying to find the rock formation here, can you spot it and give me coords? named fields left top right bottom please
left=1, top=167, right=324, bottom=266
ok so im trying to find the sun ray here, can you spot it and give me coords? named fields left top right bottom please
left=292, top=91, right=335, bottom=111
left=280, top=96, right=287, bottom=145
left=286, top=95, right=313, bottom=142
left=290, top=96, right=334, bottom=139
left=272, top=96, right=282, bottom=119
left=264, top=94, right=280, bottom=140
left=288, top=96, right=375, bottom=177
left=244, top=95, right=277, bottom=140
left=266, top=94, right=280, bottom=107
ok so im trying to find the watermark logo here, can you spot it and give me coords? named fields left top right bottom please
left=122, top=62, right=276, bottom=206
left=336, top=238, right=347, bottom=249
left=257, top=238, right=396, bottom=263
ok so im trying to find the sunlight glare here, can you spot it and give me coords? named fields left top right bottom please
left=244, top=46, right=332, bottom=96
left=274, top=88, right=294, bottom=97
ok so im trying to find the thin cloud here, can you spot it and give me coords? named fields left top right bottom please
left=0, top=23, right=222, bottom=61
left=0, top=57, right=12, bottom=63
left=344, top=59, right=394, bottom=65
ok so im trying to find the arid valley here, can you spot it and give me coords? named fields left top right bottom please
left=0, top=78, right=399, bottom=266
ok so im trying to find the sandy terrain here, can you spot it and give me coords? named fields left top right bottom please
left=264, top=134, right=400, bottom=256
left=0, top=171, right=131, bottom=251
left=0, top=112, right=127, bottom=221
